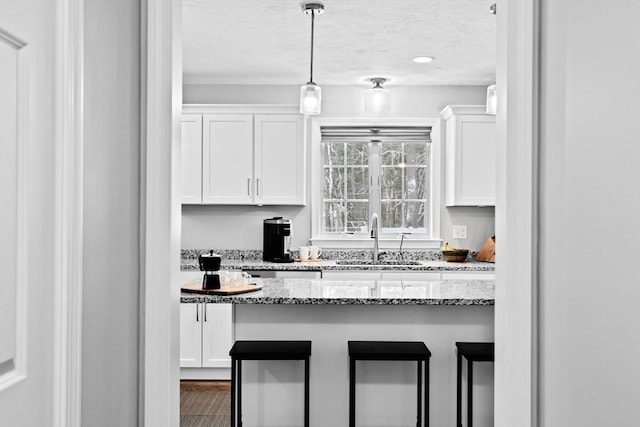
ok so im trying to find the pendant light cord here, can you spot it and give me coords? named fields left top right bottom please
left=309, top=9, right=315, bottom=83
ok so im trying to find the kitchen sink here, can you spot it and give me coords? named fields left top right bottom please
left=335, top=259, right=422, bottom=266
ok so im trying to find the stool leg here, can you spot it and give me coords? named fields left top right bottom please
left=231, top=357, right=236, bottom=427
left=456, top=351, right=462, bottom=427
left=416, top=361, right=422, bottom=427
left=467, top=360, right=473, bottom=427
left=349, top=357, right=356, bottom=427
left=304, top=357, right=310, bottom=427
left=238, top=360, right=243, bottom=427
left=425, top=358, right=429, bottom=427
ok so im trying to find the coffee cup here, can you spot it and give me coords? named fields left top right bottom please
left=298, top=246, right=310, bottom=261
left=221, top=271, right=251, bottom=286
left=309, top=246, right=322, bottom=260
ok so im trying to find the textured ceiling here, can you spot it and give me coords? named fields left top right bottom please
left=183, top=0, right=496, bottom=86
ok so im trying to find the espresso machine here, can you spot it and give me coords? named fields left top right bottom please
left=263, top=217, right=294, bottom=263
left=198, top=251, right=222, bottom=289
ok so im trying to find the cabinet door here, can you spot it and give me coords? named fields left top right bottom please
left=254, top=114, right=305, bottom=205
left=202, top=114, right=254, bottom=204
left=201, top=303, right=233, bottom=368
left=180, top=303, right=202, bottom=368
left=443, top=107, right=496, bottom=206
left=181, top=115, right=203, bottom=204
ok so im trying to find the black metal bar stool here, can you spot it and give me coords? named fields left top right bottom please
left=348, top=341, right=431, bottom=427
left=230, top=340, right=312, bottom=427
left=455, top=342, right=495, bottom=427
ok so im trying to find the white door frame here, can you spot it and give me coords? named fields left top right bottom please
left=140, top=1, right=541, bottom=427
left=140, top=0, right=183, bottom=426
left=494, top=1, right=540, bottom=426
left=52, top=1, right=84, bottom=426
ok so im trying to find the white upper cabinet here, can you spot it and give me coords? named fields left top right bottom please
left=182, top=105, right=305, bottom=206
left=202, top=114, right=254, bottom=204
left=441, top=105, right=496, bottom=206
left=181, top=115, right=203, bottom=204
left=254, top=114, right=305, bottom=205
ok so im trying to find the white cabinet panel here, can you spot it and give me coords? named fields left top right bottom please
left=380, top=271, right=442, bottom=280
left=441, top=271, right=495, bottom=280
left=254, top=114, right=305, bottom=205
left=442, top=105, right=496, bottom=206
left=202, top=114, right=253, bottom=204
left=321, top=271, right=382, bottom=280
left=180, top=303, right=202, bottom=368
left=202, top=303, right=233, bottom=368
left=181, top=115, right=203, bottom=204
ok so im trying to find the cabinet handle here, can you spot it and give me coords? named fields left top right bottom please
left=196, top=303, right=199, bottom=322
left=247, top=178, right=251, bottom=196
left=204, top=303, right=207, bottom=322
left=257, top=178, right=260, bottom=196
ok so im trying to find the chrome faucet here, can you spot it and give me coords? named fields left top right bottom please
left=370, top=213, right=379, bottom=262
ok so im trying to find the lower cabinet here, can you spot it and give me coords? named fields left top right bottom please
left=180, top=302, right=233, bottom=380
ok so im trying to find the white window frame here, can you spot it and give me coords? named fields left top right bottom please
left=309, top=117, right=442, bottom=249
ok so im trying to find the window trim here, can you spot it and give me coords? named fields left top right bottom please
left=309, top=117, right=442, bottom=249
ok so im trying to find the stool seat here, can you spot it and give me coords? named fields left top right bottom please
left=348, top=341, right=431, bottom=427
left=230, top=340, right=312, bottom=360
left=455, top=342, right=494, bottom=362
left=348, top=341, right=431, bottom=361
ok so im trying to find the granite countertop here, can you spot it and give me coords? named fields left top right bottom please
left=180, top=277, right=494, bottom=306
left=181, top=259, right=494, bottom=272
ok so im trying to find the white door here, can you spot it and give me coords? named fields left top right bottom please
left=202, top=114, right=254, bottom=204
left=181, top=115, right=203, bottom=204
left=0, top=1, right=57, bottom=425
left=254, top=114, right=305, bottom=205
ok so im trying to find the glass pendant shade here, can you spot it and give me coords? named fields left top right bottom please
left=300, top=82, right=322, bottom=116
left=365, top=86, right=391, bottom=113
left=486, top=84, right=497, bottom=115
left=365, top=78, right=391, bottom=113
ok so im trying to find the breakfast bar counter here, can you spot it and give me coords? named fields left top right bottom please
left=180, top=277, right=494, bottom=305
left=180, top=277, right=494, bottom=427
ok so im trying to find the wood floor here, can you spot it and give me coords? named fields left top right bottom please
left=181, top=381, right=231, bottom=427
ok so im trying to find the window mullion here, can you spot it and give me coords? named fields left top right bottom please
left=369, top=142, right=381, bottom=228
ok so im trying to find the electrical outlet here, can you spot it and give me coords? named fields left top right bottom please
left=452, top=225, right=467, bottom=239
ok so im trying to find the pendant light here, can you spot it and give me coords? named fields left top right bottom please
left=300, top=3, right=324, bottom=116
left=364, top=78, right=391, bottom=113
left=486, top=84, right=497, bottom=115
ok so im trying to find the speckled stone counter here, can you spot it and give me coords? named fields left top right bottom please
left=181, top=249, right=495, bottom=272
left=180, top=277, right=494, bottom=305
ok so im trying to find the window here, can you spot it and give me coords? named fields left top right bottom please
left=312, top=122, right=439, bottom=248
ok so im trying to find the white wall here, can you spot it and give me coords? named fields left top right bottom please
left=82, top=0, right=140, bottom=425
left=182, top=84, right=495, bottom=251
left=538, top=1, right=640, bottom=425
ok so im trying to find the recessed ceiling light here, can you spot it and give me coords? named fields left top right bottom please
left=412, top=56, right=434, bottom=64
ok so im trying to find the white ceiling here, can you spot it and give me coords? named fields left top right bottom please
left=183, top=0, right=496, bottom=86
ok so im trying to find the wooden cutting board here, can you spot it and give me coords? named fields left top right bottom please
left=181, top=281, right=263, bottom=295
left=476, top=236, right=496, bottom=263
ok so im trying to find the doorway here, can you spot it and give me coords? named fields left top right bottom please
left=141, top=1, right=540, bottom=426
